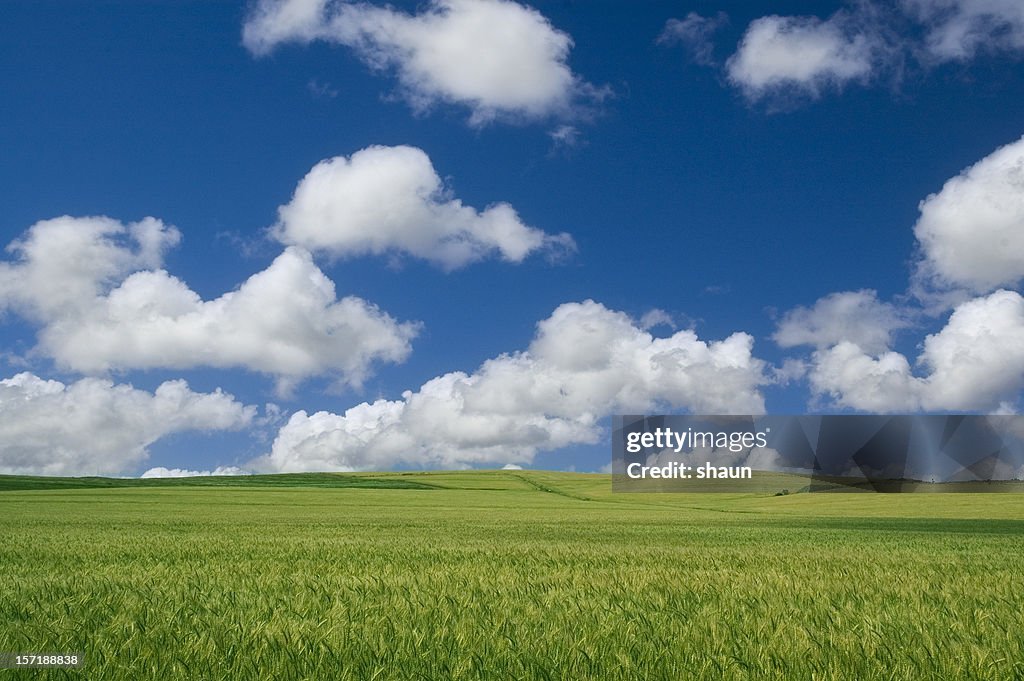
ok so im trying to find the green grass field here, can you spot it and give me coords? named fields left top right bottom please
left=1, top=470, right=1023, bottom=680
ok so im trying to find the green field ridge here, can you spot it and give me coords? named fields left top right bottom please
left=0, top=472, right=442, bottom=492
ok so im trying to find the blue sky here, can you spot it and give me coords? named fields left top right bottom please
left=2, top=0, right=1024, bottom=476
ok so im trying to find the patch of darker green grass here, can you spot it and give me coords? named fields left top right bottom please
left=0, top=473, right=440, bottom=492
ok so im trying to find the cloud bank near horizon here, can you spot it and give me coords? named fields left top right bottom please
left=255, top=300, right=769, bottom=472
left=0, top=372, right=254, bottom=476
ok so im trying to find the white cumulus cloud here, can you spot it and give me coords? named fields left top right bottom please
left=774, top=290, right=911, bottom=354
left=807, top=342, right=923, bottom=412
left=0, top=217, right=418, bottom=392
left=779, top=136, right=1024, bottom=412
left=726, top=12, right=879, bottom=101
left=254, top=300, right=769, bottom=472
left=914, top=289, right=1024, bottom=409
left=805, top=290, right=1024, bottom=412
left=0, top=373, right=254, bottom=476
left=913, top=135, right=1024, bottom=297
left=721, top=2, right=1024, bottom=106
left=242, top=0, right=600, bottom=125
left=272, top=145, right=573, bottom=270
left=0, top=216, right=180, bottom=321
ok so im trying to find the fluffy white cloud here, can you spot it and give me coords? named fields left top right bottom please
left=726, top=13, right=878, bottom=101
left=658, top=12, right=728, bottom=66
left=140, top=466, right=247, bottom=478
left=904, top=0, right=1024, bottom=61
left=43, top=248, right=417, bottom=389
left=774, top=290, right=911, bottom=354
left=0, top=217, right=418, bottom=391
left=806, top=290, right=1024, bottom=411
left=255, top=300, right=769, bottom=472
left=0, top=216, right=180, bottom=321
left=915, top=289, right=1024, bottom=408
left=722, top=3, right=1024, bottom=105
left=0, top=373, right=254, bottom=476
left=273, top=146, right=572, bottom=270
left=807, top=342, right=923, bottom=412
left=913, top=135, right=1024, bottom=296
left=242, top=0, right=598, bottom=124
